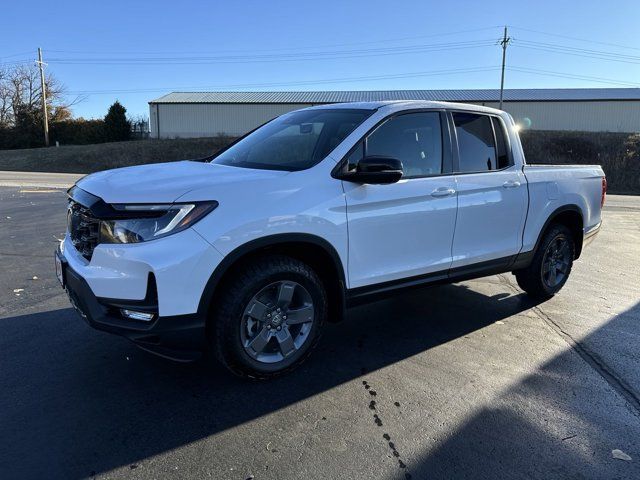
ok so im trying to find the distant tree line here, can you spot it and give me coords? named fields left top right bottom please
left=0, top=64, right=133, bottom=149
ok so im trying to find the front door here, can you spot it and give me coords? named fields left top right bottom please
left=343, top=111, right=458, bottom=289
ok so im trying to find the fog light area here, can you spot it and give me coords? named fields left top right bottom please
left=120, top=309, right=155, bottom=322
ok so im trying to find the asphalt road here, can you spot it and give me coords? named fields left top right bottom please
left=0, top=183, right=639, bottom=480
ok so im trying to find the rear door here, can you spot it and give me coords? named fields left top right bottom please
left=342, top=110, right=458, bottom=288
left=449, top=111, right=527, bottom=270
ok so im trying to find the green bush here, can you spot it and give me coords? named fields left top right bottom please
left=0, top=107, right=44, bottom=149
left=50, top=119, right=106, bottom=145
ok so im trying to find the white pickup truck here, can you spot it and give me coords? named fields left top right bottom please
left=56, top=101, right=605, bottom=378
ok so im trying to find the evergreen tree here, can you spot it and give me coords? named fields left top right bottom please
left=103, top=101, right=131, bottom=142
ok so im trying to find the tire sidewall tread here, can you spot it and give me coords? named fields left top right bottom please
left=212, top=254, right=327, bottom=380
left=515, top=224, right=575, bottom=299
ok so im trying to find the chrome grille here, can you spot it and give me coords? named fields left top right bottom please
left=68, top=200, right=100, bottom=260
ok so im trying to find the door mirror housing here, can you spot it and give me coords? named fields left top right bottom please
left=337, top=156, right=403, bottom=184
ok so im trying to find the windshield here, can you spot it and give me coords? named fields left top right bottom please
left=210, top=108, right=374, bottom=171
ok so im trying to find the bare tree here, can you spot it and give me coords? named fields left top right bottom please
left=0, top=68, right=14, bottom=127
left=0, top=63, right=73, bottom=127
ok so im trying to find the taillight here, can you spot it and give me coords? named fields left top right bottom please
left=601, top=177, right=607, bottom=207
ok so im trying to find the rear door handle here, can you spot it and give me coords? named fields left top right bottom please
left=502, top=180, right=521, bottom=188
left=431, top=187, right=456, bottom=197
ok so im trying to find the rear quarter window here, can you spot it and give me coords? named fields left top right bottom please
left=453, top=112, right=497, bottom=173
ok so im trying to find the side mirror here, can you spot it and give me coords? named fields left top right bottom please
left=338, top=156, right=403, bottom=184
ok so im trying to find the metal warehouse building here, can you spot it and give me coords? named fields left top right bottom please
left=149, top=88, right=640, bottom=138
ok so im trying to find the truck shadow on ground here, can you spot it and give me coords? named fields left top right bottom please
left=2, top=283, right=623, bottom=479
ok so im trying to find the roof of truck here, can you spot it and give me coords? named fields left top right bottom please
left=303, top=100, right=504, bottom=115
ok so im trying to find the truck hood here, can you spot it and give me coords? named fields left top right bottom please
left=76, top=161, right=289, bottom=204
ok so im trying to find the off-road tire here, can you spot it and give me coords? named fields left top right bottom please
left=514, top=224, right=575, bottom=300
left=212, top=254, right=327, bottom=380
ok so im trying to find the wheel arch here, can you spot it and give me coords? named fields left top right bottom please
left=534, top=205, right=585, bottom=259
left=198, top=234, right=348, bottom=331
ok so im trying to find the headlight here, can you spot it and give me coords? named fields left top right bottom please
left=99, top=201, right=218, bottom=244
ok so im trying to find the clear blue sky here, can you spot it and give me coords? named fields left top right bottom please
left=3, top=0, right=640, bottom=119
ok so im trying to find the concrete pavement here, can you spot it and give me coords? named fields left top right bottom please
left=0, top=170, right=84, bottom=189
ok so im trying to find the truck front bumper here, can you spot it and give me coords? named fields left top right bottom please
left=62, top=258, right=206, bottom=361
left=58, top=251, right=207, bottom=361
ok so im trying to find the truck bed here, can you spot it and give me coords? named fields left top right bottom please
left=521, top=163, right=605, bottom=253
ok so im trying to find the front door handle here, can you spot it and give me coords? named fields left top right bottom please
left=431, top=187, right=456, bottom=197
left=503, top=180, right=521, bottom=188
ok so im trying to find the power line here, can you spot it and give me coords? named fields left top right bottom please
left=45, top=26, right=502, bottom=56
left=70, top=64, right=640, bottom=98
left=513, top=45, right=640, bottom=66
left=1, top=50, right=35, bottom=59
left=47, top=40, right=497, bottom=65
left=515, top=39, right=640, bottom=60
left=509, top=25, right=640, bottom=52
left=508, top=65, right=640, bottom=87
left=66, top=66, right=502, bottom=95
left=13, top=25, right=640, bottom=107
left=0, top=59, right=34, bottom=67
left=512, top=40, right=640, bottom=65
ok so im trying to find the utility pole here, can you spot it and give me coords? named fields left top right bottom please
left=36, top=48, right=49, bottom=147
left=499, top=26, right=511, bottom=110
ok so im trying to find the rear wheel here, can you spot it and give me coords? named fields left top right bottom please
left=212, top=255, right=326, bottom=379
left=514, top=224, right=575, bottom=299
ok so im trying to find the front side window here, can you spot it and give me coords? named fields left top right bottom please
left=453, top=112, right=499, bottom=173
left=211, top=109, right=373, bottom=171
left=357, top=112, right=443, bottom=178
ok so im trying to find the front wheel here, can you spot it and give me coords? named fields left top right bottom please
left=514, top=224, right=575, bottom=300
left=212, top=255, right=327, bottom=379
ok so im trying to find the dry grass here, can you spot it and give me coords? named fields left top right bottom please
left=0, top=131, right=637, bottom=193
left=0, top=137, right=234, bottom=174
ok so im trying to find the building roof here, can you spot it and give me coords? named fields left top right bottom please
left=149, top=88, right=640, bottom=104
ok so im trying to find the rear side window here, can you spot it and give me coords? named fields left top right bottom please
left=491, top=117, right=511, bottom=169
left=452, top=112, right=498, bottom=173
left=364, top=112, right=443, bottom=178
